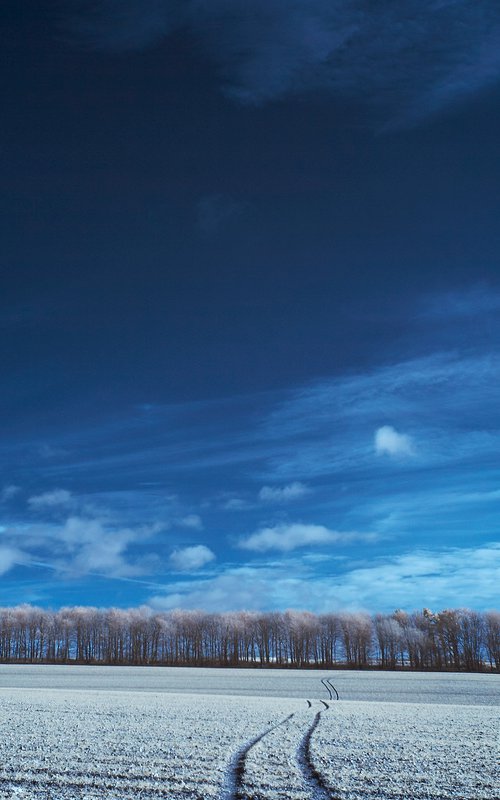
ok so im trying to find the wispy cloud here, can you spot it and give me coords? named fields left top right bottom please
left=239, top=522, right=378, bottom=553
left=169, top=544, right=215, bottom=571
left=6, top=343, right=499, bottom=544
left=1, top=513, right=164, bottom=580
left=0, top=546, right=24, bottom=576
left=374, top=426, right=415, bottom=458
left=2, top=286, right=500, bottom=607
left=28, top=489, right=73, bottom=509
left=150, top=542, right=500, bottom=613
left=221, top=497, right=252, bottom=512
left=65, top=1, right=500, bottom=123
left=419, top=284, right=500, bottom=320
left=329, top=542, right=500, bottom=612
left=0, top=485, right=21, bottom=503
left=54, top=516, right=150, bottom=576
left=258, top=482, right=310, bottom=503
left=176, top=514, right=203, bottom=530
left=258, top=350, right=500, bottom=480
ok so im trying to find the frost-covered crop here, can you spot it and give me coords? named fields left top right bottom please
left=0, top=666, right=497, bottom=799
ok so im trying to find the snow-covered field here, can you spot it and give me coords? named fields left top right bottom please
left=0, top=666, right=498, bottom=799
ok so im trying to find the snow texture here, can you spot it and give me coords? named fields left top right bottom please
left=310, top=700, right=499, bottom=800
left=0, top=666, right=498, bottom=799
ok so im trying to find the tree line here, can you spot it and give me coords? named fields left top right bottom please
left=0, top=605, right=498, bottom=672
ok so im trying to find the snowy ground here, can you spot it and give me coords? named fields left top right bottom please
left=310, top=700, right=498, bottom=800
left=0, top=666, right=498, bottom=799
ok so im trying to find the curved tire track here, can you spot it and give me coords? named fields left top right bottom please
left=222, top=678, right=341, bottom=800
left=321, top=678, right=340, bottom=702
left=221, top=711, right=296, bottom=800
left=326, top=679, right=339, bottom=701
left=297, top=707, right=341, bottom=800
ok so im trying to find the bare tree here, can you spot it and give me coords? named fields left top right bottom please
left=484, top=610, right=500, bottom=670
left=0, top=604, right=496, bottom=671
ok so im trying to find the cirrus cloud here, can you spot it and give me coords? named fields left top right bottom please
left=150, top=542, right=500, bottom=613
left=66, top=1, right=500, bottom=124
left=239, top=522, right=378, bottom=553
left=258, top=482, right=310, bottom=503
left=0, top=485, right=21, bottom=503
left=28, top=489, right=73, bottom=509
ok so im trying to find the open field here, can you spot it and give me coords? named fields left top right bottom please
left=0, top=666, right=498, bottom=799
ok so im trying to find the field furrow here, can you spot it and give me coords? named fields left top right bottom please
left=0, top=688, right=303, bottom=800
left=309, top=700, right=499, bottom=800
left=0, top=667, right=498, bottom=800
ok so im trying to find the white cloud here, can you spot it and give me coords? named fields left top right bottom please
left=177, top=514, right=203, bottom=530
left=54, top=516, right=159, bottom=577
left=28, top=489, right=73, bottom=509
left=151, top=564, right=298, bottom=612
left=222, top=497, right=252, bottom=511
left=169, top=545, right=216, bottom=572
left=150, top=542, right=500, bottom=613
left=0, top=546, right=23, bottom=576
left=0, top=514, right=162, bottom=580
left=258, top=482, right=310, bottom=503
left=0, top=485, right=21, bottom=503
left=374, top=426, right=415, bottom=457
left=328, top=543, right=500, bottom=612
left=239, top=522, right=377, bottom=553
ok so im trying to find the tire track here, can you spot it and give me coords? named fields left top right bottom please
left=321, top=678, right=339, bottom=702
left=326, top=679, right=339, bottom=701
left=222, top=678, right=341, bottom=800
left=296, top=706, right=341, bottom=800
left=221, top=711, right=296, bottom=800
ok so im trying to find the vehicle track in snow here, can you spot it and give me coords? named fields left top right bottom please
left=297, top=706, right=340, bottom=800
left=221, top=711, right=297, bottom=800
left=221, top=678, right=340, bottom=800
left=321, top=678, right=339, bottom=701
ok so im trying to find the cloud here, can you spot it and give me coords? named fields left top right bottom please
left=222, top=497, right=252, bottom=511
left=176, top=514, right=203, bottom=530
left=420, top=285, right=500, bottom=320
left=150, top=542, right=500, bottom=613
left=54, top=516, right=161, bottom=577
left=28, top=489, right=73, bottom=509
left=151, top=564, right=297, bottom=612
left=374, top=426, right=415, bottom=458
left=37, top=443, right=68, bottom=460
left=0, top=485, right=21, bottom=503
left=169, top=545, right=215, bottom=571
left=258, top=482, right=310, bottom=503
left=0, top=546, right=23, bottom=576
left=1, top=514, right=162, bottom=580
left=254, top=349, right=500, bottom=484
left=239, top=522, right=377, bottom=553
left=65, top=1, right=500, bottom=123
left=330, top=542, right=500, bottom=612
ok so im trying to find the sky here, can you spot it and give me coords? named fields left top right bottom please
left=1, top=0, right=500, bottom=614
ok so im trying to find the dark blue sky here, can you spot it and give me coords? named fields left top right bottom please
left=1, top=1, right=499, bottom=612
